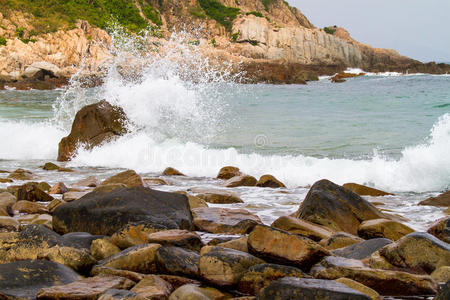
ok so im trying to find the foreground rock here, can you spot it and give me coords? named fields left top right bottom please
left=311, top=256, right=438, bottom=296
left=427, top=217, right=450, bottom=243
left=256, top=175, right=286, bottom=188
left=248, top=225, right=330, bottom=270
left=272, top=216, right=334, bottom=242
left=256, top=277, right=371, bottom=300
left=217, top=166, right=242, bottom=180
left=223, top=175, right=257, bottom=187
left=379, top=232, right=450, bottom=273
left=199, top=246, right=264, bottom=286
left=36, top=275, right=135, bottom=299
left=295, top=179, right=385, bottom=235
left=57, top=100, right=127, bottom=161
left=53, top=186, right=193, bottom=235
left=0, top=260, right=79, bottom=299
left=357, top=218, right=414, bottom=241
left=419, top=191, right=450, bottom=207
left=192, top=207, right=261, bottom=234
left=343, top=183, right=392, bottom=197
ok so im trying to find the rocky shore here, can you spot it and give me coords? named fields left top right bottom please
left=0, top=100, right=449, bottom=299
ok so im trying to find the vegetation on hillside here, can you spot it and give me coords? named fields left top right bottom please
left=0, top=36, right=6, bottom=46
left=198, top=0, right=240, bottom=32
left=324, top=26, right=337, bottom=35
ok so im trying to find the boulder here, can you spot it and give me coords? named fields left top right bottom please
left=49, top=182, right=69, bottom=194
left=0, top=260, right=79, bottom=299
left=248, top=225, right=330, bottom=270
left=98, top=289, right=143, bottom=300
left=431, top=266, right=450, bottom=283
left=419, top=191, right=450, bottom=207
left=319, top=232, right=364, bottom=250
left=157, top=275, right=201, bottom=290
left=295, top=179, right=385, bottom=235
left=143, top=178, right=168, bottom=186
left=94, top=243, right=161, bottom=274
left=217, top=166, right=242, bottom=180
left=335, top=278, right=381, bottom=300
left=217, top=236, right=249, bottom=253
left=223, top=175, right=257, bottom=187
left=196, top=190, right=243, bottom=204
left=379, top=232, right=450, bottom=273
left=199, top=246, right=264, bottom=286
left=62, top=191, right=89, bottom=202
left=169, top=284, right=227, bottom=300
left=47, top=198, right=65, bottom=213
left=12, top=200, right=48, bottom=214
left=155, top=246, right=200, bottom=278
left=7, top=168, right=35, bottom=180
left=111, top=223, right=156, bottom=249
left=37, top=245, right=97, bottom=274
left=57, top=100, right=127, bottom=161
left=332, top=238, right=393, bottom=260
left=53, top=187, right=193, bottom=235
left=130, top=275, right=173, bottom=299
left=31, top=214, right=53, bottom=228
left=101, top=170, right=144, bottom=187
left=43, top=162, right=60, bottom=171
left=192, top=207, right=261, bottom=234
left=0, top=216, right=20, bottom=231
left=255, top=277, right=371, bottom=300
left=343, top=183, right=392, bottom=197
left=36, top=275, right=135, bottom=299
left=91, top=266, right=145, bottom=283
left=0, top=192, right=16, bottom=216
left=17, top=182, right=53, bottom=202
left=358, top=219, right=414, bottom=241
left=147, top=229, right=204, bottom=252
left=256, top=175, right=286, bottom=188
left=427, top=217, right=450, bottom=243
left=174, top=191, right=208, bottom=209
left=311, top=256, right=438, bottom=296
left=238, top=263, right=309, bottom=295
left=271, top=216, right=334, bottom=242
left=91, top=238, right=122, bottom=260
left=163, top=167, right=185, bottom=176
left=73, top=176, right=101, bottom=188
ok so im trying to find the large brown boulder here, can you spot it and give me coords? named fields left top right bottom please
left=419, top=191, right=450, bottom=207
left=53, top=187, right=193, bottom=235
left=57, top=100, right=127, bottom=161
left=295, top=179, right=385, bottom=235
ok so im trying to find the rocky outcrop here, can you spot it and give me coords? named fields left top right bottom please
left=57, top=100, right=127, bottom=161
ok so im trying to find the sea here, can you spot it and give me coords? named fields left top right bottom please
left=0, top=31, right=449, bottom=231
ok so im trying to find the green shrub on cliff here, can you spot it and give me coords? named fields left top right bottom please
left=261, top=0, right=276, bottom=11
left=324, top=26, right=337, bottom=35
left=140, top=0, right=162, bottom=26
left=246, top=11, right=264, bottom=18
left=0, top=36, right=6, bottom=46
left=198, top=0, right=240, bottom=32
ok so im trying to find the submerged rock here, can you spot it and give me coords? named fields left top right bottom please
left=343, top=183, right=392, bottom=197
left=192, top=207, right=261, bottom=234
left=57, top=100, right=127, bottom=161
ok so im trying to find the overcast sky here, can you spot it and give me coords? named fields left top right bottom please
left=288, top=0, right=450, bottom=62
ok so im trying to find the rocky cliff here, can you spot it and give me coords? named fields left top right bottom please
left=0, top=0, right=448, bottom=88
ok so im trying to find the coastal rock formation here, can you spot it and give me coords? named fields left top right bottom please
left=57, top=100, right=127, bottom=161
left=427, top=217, right=450, bottom=243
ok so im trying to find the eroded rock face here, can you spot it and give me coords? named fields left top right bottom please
left=53, top=186, right=193, bottom=235
left=295, top=179, right=385, bottom=235
left=0, top=260, right=80, bottom=299
left=57, top=100, right=127, bottom=161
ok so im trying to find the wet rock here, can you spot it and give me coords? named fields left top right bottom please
left=47, top=198, right=65, bottom=213
left=335, top=278, right=381, bottom=300
left=272, top=216, right=334, bottom=242
left=319, top=232, right=364, bottom=250
left=248, top=225, right=330, bottom=270
left=31, top=214, right=53, bottom=228
left=147, top=230, right=204, bottom=252
left=311, top=256, right=438, bottom=296
left=94, top=243, right=161, bottom=274
left=57, top=100, right=127, bottom=161
left=217, top=166, right=242, bottom=180
left=143, top=178, right=168, bottom=186
left=36, top=275, right=135, bottom=299
left=207, top=236, right=237, bottom=246
left=434, top=281, right=450, bottom=300
left=217, top=236, right=249, bottom=253
left=130, top=275, right=173, bottom=299
left=53, top=186, right=193, bottom=235
left=61, top=232, right=105, bottom=250
left=17, top=182, right=54, bottom=202
left=94, top=183, right=128, bottom=194
left=196, top=190, right=243, bottom=204
left=295, top=179, right=385, bottom=235
left=343, top=183, right=392, bottom=197
left=256, top=175, right=286, bottom=188
left=427, top=217, right=450, bottom=243
left=379, top=232, right=450, bottom=273
left=163, top=167, right=185, bottom=176
left=111, top=224, right=157, bottom=249
left=0, top=216, right=20, bottom=231
left=0, top=192, right=16, bottom=216
left=91, top=238, right=121, bottom=260
left=169, top=284, right=227, bottom=300
left=62, top=191, right=90, bottom=201
left=43, top=162, right=60, bottom=171
left=7, top=168, right=35, bottom=180
left=0, top=178, right=13, bottom=183
left=332, top=238, right=393, bottom=260
left=98, top=289, right=143, bottom=300
left=358, top=218, right=414, bottom=241
left=192, top=207, right=262, bottom=234
left=155, top=246, right=200, bottom=278
left=419, top=191, right=450, bottom=207
left=431, top=266, right=450, bottom=283
left=49, top=182, right=69, bottom=194
left=238, top=263, right=309, bottom=295
left=223, top=175, right=257, bottom=187
left=367, top=250, right=396, bottom=270
left=199, top=246, right=264, bottom=286
left=0, top=260, right=80, bottom=299
left=73, top=176, right=101, bottom=188
left=38, top=182, right=52, bottom=191
left=174, top=191, right=208, bottom=209
left=256, top=277, right=371, bottom=300
left=157, top=275, right=201, bottom=290
left=91, top=266, right=145, bottom=283
left=37, top=245, right=97, bottom=274
left=13, top=200, right=48, bottom=214
left=101, top=170, right=144, bottom=187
